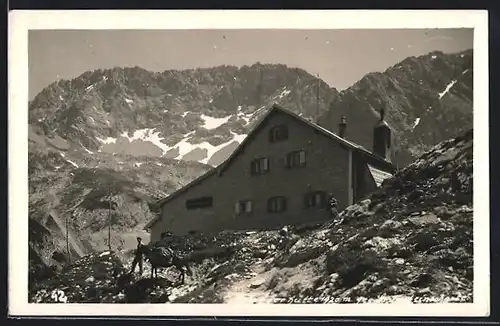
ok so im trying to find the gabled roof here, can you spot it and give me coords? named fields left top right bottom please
left=144, top=103, right=395, bottom=230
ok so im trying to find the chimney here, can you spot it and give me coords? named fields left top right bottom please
left=338, top=115, right=347, bottom=138
left=373, top=108, right=391, bottom=162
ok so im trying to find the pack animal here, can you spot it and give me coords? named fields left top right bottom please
left=142, top=245, right=193, bottom=284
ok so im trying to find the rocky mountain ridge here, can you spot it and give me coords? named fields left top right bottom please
left=319, top=49, right=473, bottom=167
left=29, top=49, right=473, bottom=169
left=30, top=63, right=337, bottom=166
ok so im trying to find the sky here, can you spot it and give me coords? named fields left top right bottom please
left=28, top=29, right=473, bottom=100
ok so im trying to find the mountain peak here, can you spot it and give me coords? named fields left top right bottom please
left=319, top=49, right=473, bottom=168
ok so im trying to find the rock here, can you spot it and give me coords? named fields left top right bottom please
left=416, top=287, right=431, bottom=295
left=407, top=189, right=425, bottom=202
left=381, top=219, right=402, bottom=230
left=329, top=273, right=339, bottom=283
left=248, top=278, right=266, bottom=289
left=386, top=285, right=399, bottom=295
left=410, top=273, right=434, bottom=288
left=363, top=237, right=401, bottom=254
left=284, top=237, right=328, bottom=267
left=408, top=213, right=440, bottom=226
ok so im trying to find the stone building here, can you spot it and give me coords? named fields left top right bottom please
left=145, top=104, right=395, bottom=240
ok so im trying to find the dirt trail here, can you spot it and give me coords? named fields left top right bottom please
left=221, top=263, right=276, bottom=304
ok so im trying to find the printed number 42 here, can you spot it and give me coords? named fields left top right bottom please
left=51, top=290, right=68, bottom=303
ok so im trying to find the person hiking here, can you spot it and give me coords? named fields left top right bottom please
left=278, top=226, right=291, bottom=253
left=130, top=237, right=146, bottom=275
left=328, top=193, right=339, bottom=220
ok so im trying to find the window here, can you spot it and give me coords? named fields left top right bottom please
left=269, top=125, right=289, bottom=143
left=304, top=191, right=327, bottom=208
left=185, top=196, right=213, bottom=210
left=286, top=150, right=306, bottom=169
left=235, top=200, right=253, bottom=215
left=250, top=157, right=270, bottom=175
left=267, top=196, right=287, bottom=213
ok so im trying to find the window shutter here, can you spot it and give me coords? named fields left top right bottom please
left=282, top=197, right=288, bottom=212
left=299, top=151, right=306, bottom=165
left=235, top=202, right=241, bottom=214
left=285, top=154, right=290, bottom=168
left=267, top=198, right=272, bottom=212
left=315, top=193, right=322, bottom=206
left=246, top=201, right=252, bottom=213
left=263, top=158, right=269, bottom=171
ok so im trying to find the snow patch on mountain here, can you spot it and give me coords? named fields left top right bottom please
left=200, top=114, right=231, bottom=130
left=96, top=136, right=118, bottom=145
left=66, top=160, right=79, bottom=168
left=121, top=129, right=170, bottom=154
left=125, top=99, right=133, bottom=104
left=438, top=80, right=457, bottom=99
left=412, top=118, right=421, bottom=130
left=83, top=146, right=94, bottom=154
left=279, top=88, right=291, bottom=98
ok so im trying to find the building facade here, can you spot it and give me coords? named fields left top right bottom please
left=145, top=104, right=395, bottom=241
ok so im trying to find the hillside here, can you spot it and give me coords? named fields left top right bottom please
left=28, top=141, right=211, bottom=277
left=30, top=128, right=473, bottom=303
left=319, top=49, right=473, bottom=167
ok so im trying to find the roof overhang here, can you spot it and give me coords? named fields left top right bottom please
left=367, top=164, right=394, bottom=187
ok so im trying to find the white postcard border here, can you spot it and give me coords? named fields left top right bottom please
left=8, top=9, right=490, bottom=317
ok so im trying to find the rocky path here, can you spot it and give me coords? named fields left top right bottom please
left=221, top=263, right=276, bottom=304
